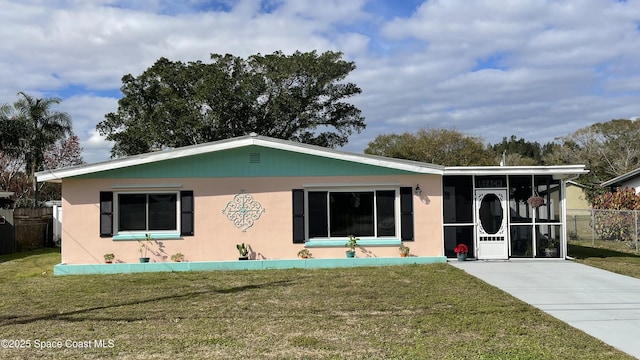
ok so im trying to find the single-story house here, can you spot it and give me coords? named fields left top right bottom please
left=564, top=180, right=593, bottom=240
left=36, top=134, right=587, bottom=275
left=601, top=167, right=640, bottom=193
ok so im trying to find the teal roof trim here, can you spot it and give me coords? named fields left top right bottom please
left=75, top=146, right=415, bottom=179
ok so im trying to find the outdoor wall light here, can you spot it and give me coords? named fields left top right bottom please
left=415, top=185, right=422, bottom=196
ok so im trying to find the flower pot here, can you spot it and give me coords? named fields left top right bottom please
left=139, top=257, right=150, bottom=263
left=239, top=256, right=249, bottom=260
left=400, top=253, right=407, bottom=258
left=456, top=253, right=467, bottom=262
left=345, top=250, right=355, bottom=258
left=527, top=196, right=545, bottom=208
left=105, top=261, right=113, bottom=264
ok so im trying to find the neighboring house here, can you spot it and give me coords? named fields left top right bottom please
left=564, top=180, right=592, bottom=241
left=36, top=134, right=587, bottom=275
left=601, top=167, right=640, bottom=193
left=565, top=180, right=591, bottom=214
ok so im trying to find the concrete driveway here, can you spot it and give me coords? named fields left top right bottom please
left=450, top=260, right=640, bottom=359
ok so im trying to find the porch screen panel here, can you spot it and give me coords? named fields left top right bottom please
left=444, top=226, right=474, bottom=258
left=443, top=176, right=473, bottom=224
left=510, top=225, right=533, bottom=258
left=509, top=175, right=533, bottom=223
left=534, top=175, right=561, bottom=223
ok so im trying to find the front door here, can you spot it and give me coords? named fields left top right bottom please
left=475, top=189, right=508, bottom=260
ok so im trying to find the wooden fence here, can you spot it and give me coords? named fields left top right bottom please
left=0, top=209, right=15, bottom=255
left=0, top=208, right=53, bottom=255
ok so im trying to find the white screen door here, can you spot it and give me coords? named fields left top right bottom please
left=475, top=189, right=508, bottom=260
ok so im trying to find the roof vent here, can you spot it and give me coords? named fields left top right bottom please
left=249, top=153, right=261, bottom=164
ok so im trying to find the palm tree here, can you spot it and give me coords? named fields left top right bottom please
left=1, top=92, right=72, bottom=204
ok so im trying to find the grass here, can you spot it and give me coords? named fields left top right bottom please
left=569, top=239, right=640, bottom=279
left=0, top=249, right=633, bottom=359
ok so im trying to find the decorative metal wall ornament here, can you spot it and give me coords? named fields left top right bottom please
left=222, top=190, right=265, bottom=232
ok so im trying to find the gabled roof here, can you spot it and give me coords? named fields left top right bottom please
left=600, top=167, right=640, bottom=188
left=36, top=134, right=445, bottom=183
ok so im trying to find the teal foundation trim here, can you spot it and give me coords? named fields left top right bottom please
left=53, top=256, right=447, bottom=276
left=304, top=239, right=402, bottom=248
left=112, top=233, right=182, bottom=241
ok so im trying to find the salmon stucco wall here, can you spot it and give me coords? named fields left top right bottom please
left=60, top=175, right=442, bottom=264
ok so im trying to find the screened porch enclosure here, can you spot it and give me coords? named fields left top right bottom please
left=443, top=174, right=564, bottom=259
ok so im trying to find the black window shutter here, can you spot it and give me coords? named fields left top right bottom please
left=99, top=192, right=113, bottom=237
left=180, top=191, right=194, bottom=236
left=307, top=191, right=328, bottom=238
left=292, top=189, right=305, bottom=243
left=400, top=187, right=414, bottom=241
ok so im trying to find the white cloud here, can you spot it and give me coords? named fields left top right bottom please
left=1, top=0, right=640, bottom=163
left=82, top=129, right=115, bottom=163
left=57, top=95, right=118, bottom=162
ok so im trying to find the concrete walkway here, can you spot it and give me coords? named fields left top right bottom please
left=450, top=260, right=640, bottom=359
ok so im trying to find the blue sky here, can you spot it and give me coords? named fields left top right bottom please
left=1, top=0, right=640, bottom=163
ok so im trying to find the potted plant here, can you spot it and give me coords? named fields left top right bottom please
left=544, top=238, right=559, bottom=257
left=170, top=253, right=185, bottom=262
left=138, top=234, right=152, bottom=263
left=103, top=253, right=115, bottom=264
left=297, top=249, right=312, bottom=259
left=236, top=243, right=249, bottom=260
left=399, top=245, right=410, bottom=257
left=527, top=195, right=545, bottom=209
left=345, top=235, right=359, bottom=258
left=454, top=243, right=468, bottom=261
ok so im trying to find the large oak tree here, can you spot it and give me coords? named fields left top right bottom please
left=98, top=50, right=366, bottom=157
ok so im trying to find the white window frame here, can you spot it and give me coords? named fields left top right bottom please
left=114, top=191, right=181, bottom=236
left=305, top=187, right=400, bottom=240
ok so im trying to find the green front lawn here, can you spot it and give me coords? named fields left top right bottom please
left=0, top=249, right=631, bottom=359
left=569, top=239, right=640, bottom=279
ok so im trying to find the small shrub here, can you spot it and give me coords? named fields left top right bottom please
left=170, top=253, right=185, bottom=262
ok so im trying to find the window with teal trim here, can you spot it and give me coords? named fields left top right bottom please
left=117, top=192, right=178, bottom=233
left=308, top=190, right=397, bottom=239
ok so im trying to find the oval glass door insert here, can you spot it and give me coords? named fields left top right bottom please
left=479, top=194, right=503, bottom=234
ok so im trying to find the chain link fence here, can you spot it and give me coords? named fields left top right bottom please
left=566, top=209, right=639, bottom=251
